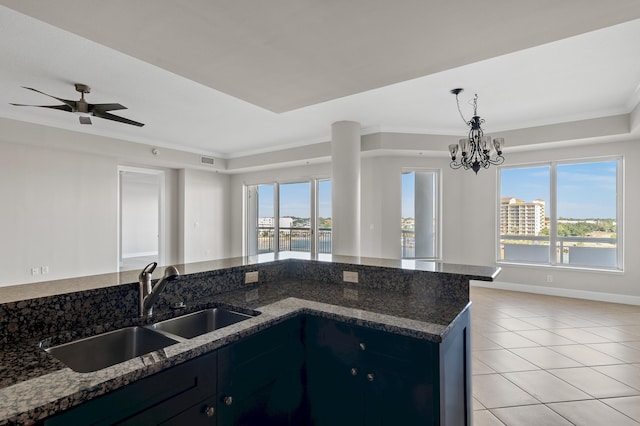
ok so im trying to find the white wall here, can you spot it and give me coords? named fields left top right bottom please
left=0, top=140, right=118, bottom=285
left=179, top=169, right=232, bottom=263
left=0, top=142, right=181, bottom=287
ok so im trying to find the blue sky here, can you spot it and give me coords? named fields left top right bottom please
left=402, top=172, right=414, bottom=218
left=258, top=161, right=617, bottom=220
left=258, top=180, right=332, bottom=218
left=501, top=161, right=617, bottom=219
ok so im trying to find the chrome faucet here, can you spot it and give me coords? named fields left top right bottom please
left=139, top=262, right=180, bottom=318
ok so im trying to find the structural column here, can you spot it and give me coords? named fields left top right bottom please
left=331, top=121, right=361, bottom=256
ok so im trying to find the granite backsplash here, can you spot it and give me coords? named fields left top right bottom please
left=0, top=258, right=476, bottom=345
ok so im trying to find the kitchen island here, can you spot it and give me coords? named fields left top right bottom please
left=0, top=253, right=500, bottom=425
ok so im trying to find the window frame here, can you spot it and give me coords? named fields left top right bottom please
left=497, top=156, right=623, bottom=272
left=244, top=178, right=331, bottom=256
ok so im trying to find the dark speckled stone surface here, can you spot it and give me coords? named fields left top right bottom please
left=0, top=254, right=499, bottom=425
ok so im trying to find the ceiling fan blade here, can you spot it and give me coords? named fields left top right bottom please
left=79, top=116, right=92, bottom=125
left=90, top=103, right=127, bottom=112
left=9, top=103, right=73, bottom=112
left=93, top=111, right=144, bottom=127
left=21, top=86, right=77, bottom=109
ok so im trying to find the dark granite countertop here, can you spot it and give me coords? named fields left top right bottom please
left=0, top=255, right=499, bottom=425
left=0, top=253, right=500, bottom=304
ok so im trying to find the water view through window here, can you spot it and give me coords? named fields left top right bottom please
left=499, top=159, right=620, bottom=269
left=248, top=180, right=332, bottom=255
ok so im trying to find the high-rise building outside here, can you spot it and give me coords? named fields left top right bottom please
left=500, top=197, right=546, bottom=235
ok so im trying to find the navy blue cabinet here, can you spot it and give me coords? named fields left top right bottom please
left=305, top=316, right=440, bottom=425
left=217, top=318, right=305, bottom=426
left=42, top=350, right=217, bottom=426
left=40, top=309, right=470, bottom=425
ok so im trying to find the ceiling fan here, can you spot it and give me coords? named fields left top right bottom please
left=10, top=83, right=144, bottom=127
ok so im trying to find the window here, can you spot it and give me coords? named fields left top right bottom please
left=317, top=179, right=332, bottom=254
left=279, top=182, right=311, bottom=252
left=498, top=158, right=622, bottom=270
left=246, top=179, right=331, bottom=255
left=401, top=170, right=440, bottom=259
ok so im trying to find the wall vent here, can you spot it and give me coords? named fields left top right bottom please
left=201, top=156, right=215, bottom=165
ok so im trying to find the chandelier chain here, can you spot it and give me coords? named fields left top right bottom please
left=454, top=93, right=468, bottom=125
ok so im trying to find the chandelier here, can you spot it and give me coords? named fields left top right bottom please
left=448, top=88, right=504, bottom=174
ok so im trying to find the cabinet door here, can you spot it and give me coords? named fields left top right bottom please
left=363, top=351, right=438, bottom=426
left=304, top=316, right=365, bottom=426
left=217, top=318, right=305, bottom=426
left=358, top=326, right=439, bottom=425
left=305, top=316, right=439, bottom=426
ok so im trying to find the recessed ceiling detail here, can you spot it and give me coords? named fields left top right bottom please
left=0, top=2, right=639, bottom=158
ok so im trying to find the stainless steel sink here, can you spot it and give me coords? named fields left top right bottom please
left=149, top=308, right=254, bottom=339
left=44, top=326, right=179, bottom=373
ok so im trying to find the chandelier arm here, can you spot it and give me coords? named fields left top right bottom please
left=488, top=155, right=505, bottom=166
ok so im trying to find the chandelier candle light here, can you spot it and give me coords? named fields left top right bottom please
left=448, top=88, right=504, bottom=174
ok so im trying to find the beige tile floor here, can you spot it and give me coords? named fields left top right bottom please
left=471, top=286, right=640, bottom=425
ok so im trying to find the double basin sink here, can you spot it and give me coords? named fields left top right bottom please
left=42, top=308, right=256, bottom=373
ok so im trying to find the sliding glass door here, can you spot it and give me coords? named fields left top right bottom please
left=246, top=179, right=331, bottom=256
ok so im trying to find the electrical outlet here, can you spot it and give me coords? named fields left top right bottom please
left=343, top=271, right=358, bottom=283
left=245, top=289, right=259, bottom=302
left=546, top=275, right=553, bottom=283
left=245, top=271, right=259, bottom=284
left=31, top=267, right=40, bottom=276
left=41, top=266, right=49, bottom=274
left=343, top=288, right=359, bottom=301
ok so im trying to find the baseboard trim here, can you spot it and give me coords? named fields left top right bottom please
left=470, top=280, right=640, bottom=306
left=121, top=251, right=158, bottom=259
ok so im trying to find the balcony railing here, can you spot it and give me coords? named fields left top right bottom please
left=401, top=230, right=415, bottom=258
left=499, top=234, right=618, bottom=268
left=257, top=227, right=332, bottom=254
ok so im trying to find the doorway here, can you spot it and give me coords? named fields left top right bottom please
left=118, top=167, right=165, bottom=271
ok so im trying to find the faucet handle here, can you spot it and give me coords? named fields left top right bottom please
left=139, top=262, right=157, bottom=280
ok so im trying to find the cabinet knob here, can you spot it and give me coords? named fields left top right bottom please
left=204, top=406, right=215, bottom=417
left=359, top=342, right=366, bottom=351
left=366, top=373, right=375, bottom=382
left=350, top=367, right=358, bottom=376
left=223, top=396, right=233, bottom=406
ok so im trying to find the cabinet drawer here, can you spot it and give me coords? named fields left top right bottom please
left=43, top=351, right=217, bottom=426
left=222, top=318, right=301, bottom=365
left=159, top=395, right=218, bottom=426
left=306, top=315, right=436, bottom=362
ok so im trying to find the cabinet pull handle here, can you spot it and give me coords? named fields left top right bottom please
left=366, top=373, right=375, bottom=382
left=350, top=367, right=358, bottom=376
left=204, top=406, right=215, bottom=417
left=224, top=396, right=233, bottom=406
left=359, top=342, right=366, bottom=351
